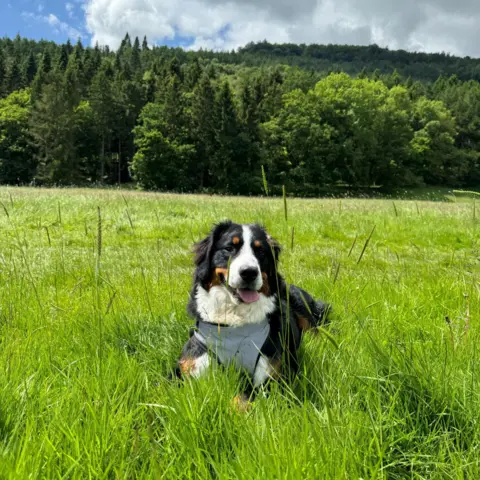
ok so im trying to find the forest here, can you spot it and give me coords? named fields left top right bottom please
left=1, top=34, right=480, bottom=195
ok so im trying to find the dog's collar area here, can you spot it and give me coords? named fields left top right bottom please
left=194, top=319, right=270, bottom=376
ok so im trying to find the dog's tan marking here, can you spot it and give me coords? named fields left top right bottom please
left=259, top=272, right=270, bottom=296
left=254, top=240, right=261, bottom=247
left=269, top=358, right=282, bottom=379
left=179, top=358, right=195, bottom=375
left=295, top=312, right=311, bottom=331
left=233, top=236, right=240, bottom=245
left=209, top=268, right=229, bottom=288
left=231, top=394, right=252, bottom=413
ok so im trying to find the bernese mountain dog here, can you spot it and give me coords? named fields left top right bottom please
left=174, top=220, right=330, bottom=407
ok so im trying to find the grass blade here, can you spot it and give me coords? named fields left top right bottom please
left=261, top=165, right=269, bottom=196
left=357, top=225, right=376, bottom=265
left=392, top=201, right=398, bottom=217
left=348, top=234, right=358, bottom=258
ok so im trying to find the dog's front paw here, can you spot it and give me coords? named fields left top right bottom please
left=230, top=393, right=252, bottom=413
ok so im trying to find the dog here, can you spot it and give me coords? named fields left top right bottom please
left=174, top=220, right=330, bottom=406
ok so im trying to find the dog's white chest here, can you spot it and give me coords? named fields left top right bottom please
left=195, top=285, right=276, bottom=327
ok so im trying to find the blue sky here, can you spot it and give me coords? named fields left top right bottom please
left=1, top=0, right=479, bottom=57
left=2, top=0, right=88, bottom=43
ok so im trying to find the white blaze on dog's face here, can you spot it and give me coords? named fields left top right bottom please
left=227, top=226, right=263, bottom=302
left=192, top=221, right=281, bottom=326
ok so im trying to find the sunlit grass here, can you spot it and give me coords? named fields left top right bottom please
left=0, top=186, right=478, bottom=478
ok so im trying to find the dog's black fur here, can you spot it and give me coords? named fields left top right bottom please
left=174, top=220, right=330, bottom=399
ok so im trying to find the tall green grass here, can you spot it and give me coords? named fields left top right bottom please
left=0, top=187, right=478, bottom=478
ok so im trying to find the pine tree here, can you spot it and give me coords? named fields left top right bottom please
left=236, top=83, right=262, bottom=193
left=4, top=60, right=22, bottom=94
left=191, top=73, right=217, bottom=188
left=89, top=66, right=115, bottom=182
left=31, top=69, right=44, bottom=103
left=29, top=76, right=79, bottom=184
left=83, top=49, right=98, bottom=80
left=142, top=36, right=149, bottom=51
left=39, top=50, right=52, bottom=75
left=0, top=48, right=5, bottom=97
left=22, top=51, right=37, bottom=86
left=64, top=50, right=82, bottom=105
left=120, top=33, right=132, bottom=53
left=168, top=56, right=182, bottom=81
left=56, top=45, right=69, bottom=71
left=213, top=80, right=240, bottom=191
left=31, top=48, right=52, bottom=103
left=92, top=43, right=102, bottom=72
left=113, top=53, right=122, bottom=84
left=130, top=36, right=141, bottom=71
left=132, top=36, right=140, bottom=51
left=163, top=74, right=184, bottom=137
left=75, top=38, right=84, bottom=55
left=185, top=58, right=201, bottom=89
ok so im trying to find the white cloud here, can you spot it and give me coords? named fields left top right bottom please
left=83, top=0, right=480, bottom=57
left=66, top=3, right=75, bottom=19
left=22, top=11, right=84, bottom=40
left=37, top=2, right=44, bottom=13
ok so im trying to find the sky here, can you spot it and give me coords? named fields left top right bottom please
left=2, top=0, right=480, bottom=57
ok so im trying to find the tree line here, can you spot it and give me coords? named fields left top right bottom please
left=0, top=34, right=479, bottom=195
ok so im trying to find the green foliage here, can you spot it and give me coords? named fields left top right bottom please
left=0, top=89, right=35, bottom=183
left=132, top=102, right=196, bottom=191
left=0, top=35, right=480, bottom=192
left=262, top=74, right=418, bottom=191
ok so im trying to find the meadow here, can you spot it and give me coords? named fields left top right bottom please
left=0, top=187, right=478, bottom=479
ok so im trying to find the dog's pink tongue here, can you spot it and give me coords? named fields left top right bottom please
left=237, top=289, right=260, bottom=304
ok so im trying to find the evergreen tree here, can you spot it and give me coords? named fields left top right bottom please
left=29, top=77, right=80, bottom=184
left=0, top=48, right=5, bottom=97
left=185, top=58, right=202, bottom=89
left=191, top=73, right=217, bottom=188
left=168, top=56, right=182, bottom=81
left=236, top=83, right=262, bottom=193
left=75, top=38, right=84, bottom=55
left=89, top=66, right=115, bottom=181
left=119, top=33, right=132, bottom=53
left=213, top=80, right=240, bottom=191
left=4, top=60, right=22, bottom=94
left=39, top=50, right=52, bottom=75
left=56, top=45, right=69, bottom=71
left=22, top=51, right=37, bottom=86
left=31, top=48, right=53, bottom=103
left=130, top=36, right=141, bottom=71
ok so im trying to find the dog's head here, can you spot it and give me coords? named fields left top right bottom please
left=193, top=220, right=281, bottom=303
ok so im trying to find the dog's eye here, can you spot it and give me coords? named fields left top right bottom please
left=224, top=246, right=235, bottom=253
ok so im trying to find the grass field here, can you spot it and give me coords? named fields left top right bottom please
left=0, top=187, right=479, bottom=479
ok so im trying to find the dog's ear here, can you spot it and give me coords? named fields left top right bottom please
left=193, top=220, right=232, bottom=286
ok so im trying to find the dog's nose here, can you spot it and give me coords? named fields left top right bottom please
left=239, top=267, right=259, bottom=283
